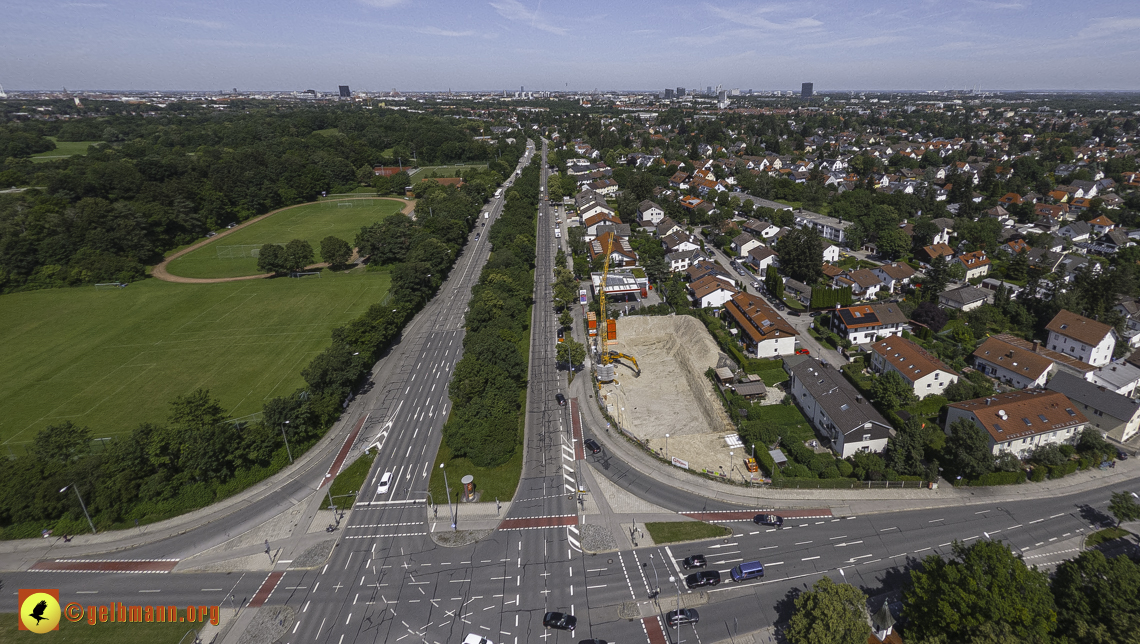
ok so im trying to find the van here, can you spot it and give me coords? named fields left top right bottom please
left=730, top=561, right=764, bottom=582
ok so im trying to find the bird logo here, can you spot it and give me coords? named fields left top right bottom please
left=18, top=589, right=61, bottom=633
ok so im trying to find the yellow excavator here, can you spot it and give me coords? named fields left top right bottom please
left=595, top=235, right=639, bottom=382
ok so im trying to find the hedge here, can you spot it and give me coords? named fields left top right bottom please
left=965, top=470, right=1027, bottom=486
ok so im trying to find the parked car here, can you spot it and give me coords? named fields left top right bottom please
left=377, top=472, right=393, bottom=494
left=555, top=393, right=567, bottom=406
left=584, top=438, right=602, bottom=454
left=795, top=349, right=810, bottom=355
left=685, top=570, right=721, bottom=588
left=1118, top=449, right=1129, bottom=460
left=665, top=609, right=699, bottom=627
left=462, top=634, right=493, bottom=644
left=543, top=612, right=576, bottom=631
left=754, top=514, right=783, bottom=527
left=205, top=231, right=216, bottom=238
left=681, top=554, right=707, bottom=569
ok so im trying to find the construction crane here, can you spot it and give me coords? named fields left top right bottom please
left=595, top=235, right=638, bottom=383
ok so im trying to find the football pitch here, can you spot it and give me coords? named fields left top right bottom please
left=0, top=269, right=390, bottom=450
left=164, top=199, right=404, bottom=279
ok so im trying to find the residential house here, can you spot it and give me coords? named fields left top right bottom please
left=793, top=209, right=851, bottom=244
left=1046, top=371, right=1140, bottom=443
left=787, top=360, right=895, bottom=458
left=654, top=217, right=683, bottom=239
left=784, top=278, right=812, bottom=305
left=665, top=249, right=704, bottom=273
left=668, top=171, right=690, bottom=190
left=939, top=285, right=989, bottom=311
left=662, top=230, right=701, bottom=254
left=1088, top=214, right=1116, bottom=235
left=823, top=243, right=841, bottom=263
left=731, top=232, right=763, bottom=258
left=747, top=246, right=779, bottom=273
left=931, top=218, right=955, bottom=245
left=1003, top=238, right=1030, bottom=255
left=583, top=210, right=624, bottom=238
left=945, top=390, right=1088, bottom=459
left=872, top=262, right=917, bottom=293
left=869, top=336, right=959, bottom=400
left=973, top=336, right=1055, bottom=389
left=1114, top=296, right=1140, bottom=349
left=1070, top=180, right=1099, bottom=199
left=957, top=250, right=991, bottom=280
left=576, top=190, right=614, bottom=221
left=835, top=269, right=883, bottom=300
left=1086, top=362, right=1140, bottom=397
left=830, top=303, right=909, bottom=345
left=741, top=218, right=781, bottom=241
left=1086, top=228, right=1134, bottom=254
left=587, top=178, right=619, bottom=196
left=1057, top=220, right=1092, bottom=243
left=1045, top=310, right=1116, bottom=367
left=588, top=232, right=638, bottom=267
left=689, top=274, right=739, bottom=309
left=1027, top=248, right=1065, bottom=274
left=686, top=259, right=735, bottom=286
left=637, top=200, right=665, bottom=226
left=920, top=243, right=955, bottom=264
left=1035, top=203, right=1069, bottom=220
left=989, top=333, right=1096, bottom=380
left=723, top=292, right=798, bottom=358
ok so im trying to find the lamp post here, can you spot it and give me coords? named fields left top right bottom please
left=281, top=420, right=293, bottom=464
left=60, top=484, right=96, bottom=535
left=440, top=463, right=455, bottom=531
left=665, top=433, right=670, bottom=463
left=730, top=451, right=734, bottom=478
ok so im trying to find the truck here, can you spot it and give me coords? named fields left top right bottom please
left=494, top=188, right=503, bottom=198
left=554, top=228, right=561, bottom=238
left=483, top=211, right=489, bottom=219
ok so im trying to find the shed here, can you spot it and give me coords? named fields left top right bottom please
left=715, top=367, right=735, bottom=383
left=732, top=381, right=768, bottom=400
left=768, top=449, right=788, bottom=469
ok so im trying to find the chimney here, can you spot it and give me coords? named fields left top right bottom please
left=856, top=395, right=864, bottom=404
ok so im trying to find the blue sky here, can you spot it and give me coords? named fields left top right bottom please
left=2, top=0, right=1139, bottom=91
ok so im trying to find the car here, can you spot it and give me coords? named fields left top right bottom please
left=377, top=471, right=393, bottom=494
left=543, top=612, right=576, bottom=631
left=1118, top=449, right=1129, bottom=460
left=665, top=609, right=699, bottom=627
left=462, top=634, right=493, bottom=644
left=681, top=554, right=707, bottom=569
left=576, top=640, right=608, bottom=644
left=810, top=311, right=821, bottom=317
left=226, top=223, right=236, bottom=229
left=205, top=231, right=216, bottom=238
left=584, top=438, right=602, bottom=454
left=475, top=233, right=480, bottom=239
left=555, top=393, right=567, bottom=406
left=685, top=570, right=721, bottom=588
left=795, top=348, right=810, bottom=355
left=754, top=514, right=783, bottom=527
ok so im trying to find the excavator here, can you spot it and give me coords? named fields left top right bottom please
left=595, top=235, right=639, bottom=383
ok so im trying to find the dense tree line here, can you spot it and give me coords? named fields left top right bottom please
left=441, top=163, right=539, bottom=467
left=0, top=103, right=517, bottom=293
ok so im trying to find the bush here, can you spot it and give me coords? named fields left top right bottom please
left=968, top=470, right=1027, bottom=486
left=1029, top=466, right=1047, bottom=482
left=783, top=463, right=814, bottom=478
left=1048, top=461, right=1080, bottom=479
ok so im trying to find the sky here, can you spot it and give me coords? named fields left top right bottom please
left=2, top=0, right=1140, bottom=92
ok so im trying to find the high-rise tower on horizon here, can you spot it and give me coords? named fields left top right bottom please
left=339, top=85, right=350, bottom=98
left=801, top=82, right=813, bottom=99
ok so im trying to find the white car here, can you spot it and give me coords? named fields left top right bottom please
left=462, top=634, right=493, bottom=644
left=377, top=472, right=393, bottom=494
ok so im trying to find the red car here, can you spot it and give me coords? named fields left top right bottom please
left=795, top=348, right=810, bottom=355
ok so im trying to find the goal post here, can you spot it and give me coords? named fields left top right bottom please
left=94, top=282, right=126, bottom=290
left=291, top=271, right=322, bottom=278
left=216, top=244, right=263, bottom=259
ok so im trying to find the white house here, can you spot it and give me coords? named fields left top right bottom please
left=869, top=336, right=959, bottom=400
left=731, top=232, right=763, bottom=258
left=665, top=249, right=703, bottom=273
left=788, top=360, right=895, bottom=458
left=872, top=262, right=917, bottom=293
left=973, top=336, right=1054, bottom=389
left=689, top=275, right=738, bottom=309
left=1086, top=362, right=1140, bottom=397
left=1046, top=310, right=1116, bottom=367
left=822, top=243, right=841, bottom=263
left=939, top=285, right=989, bottom=312
left=723, top=292, right=798, bottom=357
left=1047, top=371, right=1140, bottom=443
left=637, top=200, right=665, bottom=225
left=793, top=209, right=851, bottom=244
left=747, top=246, right=779, bottom=273
left=957, top=251, right=991, bottom=280
left=829, top=304, right=909, bottom=345
left=945, top=390, right=1088, bottom=459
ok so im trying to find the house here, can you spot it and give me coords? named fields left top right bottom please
left=1114, top=296, right=1140, bottom=349
left=793, top=209, right=851, bottom=244
left=945, top=390, right=1088, bottom=459
left=920, top=243, right=955, bottom=264
left=637, top=200, right=665, bottom=225
left=583, top=210, right=624, bottom=238
left=822, top=243, right=841, bottom=263
left=1027, top=248, right=1064, bottom=274
left=989, top=333, right=1096, bottom=380
left=723, top=292, right=798, bottom=357
left=869, top=336, right=959, bottom=400
left=931, top=218, right=955, bottom=245
left=957, top=250, right=991, bottom=280
left=741, top=218, right=781, bottom=241
left=668, top=171, right=690, bottom=189
left=686, top=259, right=734, bottom=285
left=837, top=269, right=883, bottom=300
left=872, top=262, right=916, bottom=293
left=784, top=278, right=812, bottom=305
left=662, top=230, right=701, bottom=254
left=1046, top=310, right=1116, bottom=367
left=1057, top=220, right=1092, bottom=243
left=830, top=304, right=909, bottom=345
left=998, top=192, right=1024, bottom=207
left=1002, top=238, right=1030, bottom=255
left=1088, top=214, right=1116, bottom=235
left=1086, top=229, right=1134, bottom=255
left=938, top=285, right=989, bottom=311
left=746, top=246, right=779, bottom=273
left=787, top=360, right=895, bottom=458
left=655, top=217, right=683, bottom=239
left=1086, top=362, right=1140, bottom=397
left=689, top=274, right=738, bottom=308
left=665, top=249, right=703, bottom=273
left=588, top=232, right=638, bottom=267
left=731, top=232, right=764, bottom=258
left=587, top=178, right=619, bottom=196
left=576, top=191, right=615, bottom=222
left=1046, top=371, right=1140, bottom=443
left=973, top=336, right=1055, bottom=389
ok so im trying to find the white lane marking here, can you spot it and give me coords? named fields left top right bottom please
left=802, top=556, right=820, bottom=561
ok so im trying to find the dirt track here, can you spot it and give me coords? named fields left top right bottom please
left=151, top=197, right=414, bottom=284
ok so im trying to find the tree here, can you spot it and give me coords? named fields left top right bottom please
left=556, top=339, right=586, bottom=369
left=558, top=311, right=573, bottom=329
left=904, top=540, right=1056, bottom=643
left=257, top=243, right=287, bottom=275
left=776, top=226, right=824, bottom=284
left=282, top=239, right=314, bottom=273
left=552, top=267, right=578, bottom=311
left=786, top=577, right=871, bottom=644
left=319, top=236, right=352, bottom=269
left=567, top=225, right=587, bottom=256
left=876, top=227, right=910, bottom=260
left=1108, top=491, right=1140, bottom=527
left=31, top=421, right=92, bottom=464
left=944, top=417, right=994, bottom=479
left=1052, top=550, right=1140, bottom=643
left=765, top=265, right=784, bottom=300
left=912, top=217, right=939, bottom=248
left=1007, top=249, right=1029, bottom=282
left=910, top=301, right=948, bottom=332
left=871, top=370, right=917, bottom=411
left=885, top=418, right=929, bottom=476
left=921, top=256, right=953, bottom=302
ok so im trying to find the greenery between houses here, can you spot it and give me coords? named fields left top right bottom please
left=643, top=521, right=732, bottom=544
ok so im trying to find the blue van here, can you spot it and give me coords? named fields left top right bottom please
left=730, top=561, right=765, bottom=582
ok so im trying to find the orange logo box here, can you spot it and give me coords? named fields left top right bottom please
left=19, top=588, right=61, bottom=633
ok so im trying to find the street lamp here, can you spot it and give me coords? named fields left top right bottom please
left=665, top=433, right=670, bottom=462
left=59, top=484, right=96, bottom=535
left=440, top=463, right=456, bottom=531
left=281, top=420, right=293, bottom=464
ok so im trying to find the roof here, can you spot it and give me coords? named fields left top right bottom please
left=1046, top=310, right=1114, bottom=347
left=871, top=336, right=958, bottom=383
left=1047, top=371, right=1140, bottom=421
left=990, top=333, right=1095, bottom=375
left=732, top=381, right=768, bottom=397
left=973, top=336, right=1054, bottom=380
left=835, top=304, right=908, bottom=330
left=638, top=200, right=663, bottom=213
left=786, top=360, right=894, bottom=437
left=724, top=292, right=798, bottom=344
left=958, top=250, right=990, bottom=267
left=922, top=243, right=955, bottom=260
left=949, top=389, right=1087, bottom=443
left=1089, top=214, right=1115, bottom=227
left=940, top=285, right=988, bottom=306
left=1088, top=361, right=1140, bottom=390
left=845, top=269, right=882, bottom=288
left=875, top=262, right=916, bottom=280
left=690, top=274, right=738, bottom=301
left=748, top=246, right=778, bottom=262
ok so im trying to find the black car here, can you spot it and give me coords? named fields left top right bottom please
left=577, top=640, right=608, bottom=644
left=665, top=609, right=699, bottom=627
left=681, top=554, right=707, bottom=569
left=584, top=438, right=602, bottom=454
left=543, top=611, right=576, bottom=631
left=754, top=514, right=784, bottom=527
left=685, top=570, right=721, bottom=588
left=1118, top=449, right=1129, bottom=460
left=555, top=393, right=567, bottom=406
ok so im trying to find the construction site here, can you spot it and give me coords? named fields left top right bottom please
left=596, top=315, right=750, bottom=478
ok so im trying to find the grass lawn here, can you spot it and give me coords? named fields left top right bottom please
left=165, top=199, right=403, bottom=279
left=0, top=613, right=190, bottom=642
left=31, top=137, right=102, bottom=162
left=411, top=164, right=489, bottom=180
left=645, top=521, right=732, bottom=544
left=755, top=403, right=814, bottom=443
left=1086, top=526, right=1131, bottom=547
left=754, top=365, right=789, bottom=387
left=322, top=450, right=376, bottom=509
left=429, top=442, right=523, bottom=509
left=0, top=270, right=390, bottom=448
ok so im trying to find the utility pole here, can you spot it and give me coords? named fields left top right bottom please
left=281, top=420, right=293, bottom=463
left=59, top=484, right=96, bottom=534
left=440, top=463, right=455, bottom=530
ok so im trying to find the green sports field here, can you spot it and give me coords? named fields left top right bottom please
left=164, top=199, right=404, bottom=279
left=31, top=137, right=102, bottom=163
left=0, top=269, right=390, bottom=449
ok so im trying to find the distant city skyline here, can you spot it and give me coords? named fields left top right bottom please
left=2, top=0, right=1139, bottom=91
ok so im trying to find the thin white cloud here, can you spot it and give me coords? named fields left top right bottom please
left=358, top=0, right=409, bottom=7
left=967, top=1, right=1027, bottom=9
left=62, top=2, right=107, bottom=7
left=165, top=17, right=229, bottom=30
left=489, top=0, right=568, bottom=36
left=412, top=26, right=476, bottom=37
left=705, top=3, right=823, bottom=31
